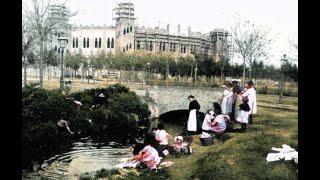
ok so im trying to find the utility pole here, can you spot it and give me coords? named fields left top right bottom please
left=195, top=61, right=198, bottom=84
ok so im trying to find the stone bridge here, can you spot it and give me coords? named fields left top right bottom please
left=132, top=86, right=224, bottom=118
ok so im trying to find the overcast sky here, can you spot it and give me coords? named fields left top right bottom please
left=24, top=0, right=298, bottom=67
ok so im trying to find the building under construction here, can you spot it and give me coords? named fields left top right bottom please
left=61, top=2, right=232, bottom=61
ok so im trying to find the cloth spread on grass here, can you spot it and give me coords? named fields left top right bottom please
left=266, top=144, right=298, bottom=164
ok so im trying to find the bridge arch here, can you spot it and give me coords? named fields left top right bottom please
left=133, top=86, right=224, bottom=118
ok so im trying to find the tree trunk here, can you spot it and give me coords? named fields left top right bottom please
left=47, top=65, right=50, bottom=80
left=242, top=57, right=246, bottom=87
left=39, top=40, right=44, bottom=88
left=23, top=55, right=27, bottom=87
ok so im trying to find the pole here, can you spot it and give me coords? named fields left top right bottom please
left=60, top=48, right=64, bottom=92
left=279, top=54, right=287, bottom=103
left=166, top=63, right=169, bottom=87
left=87, top=66, right=89, bottom=84
left=195, top=62, right=198, bottom=84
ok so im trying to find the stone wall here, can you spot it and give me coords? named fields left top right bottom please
left=133, top=86, right=224, bottom=118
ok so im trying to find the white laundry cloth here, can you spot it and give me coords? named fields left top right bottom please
left=266, top=144, right=298, bottom=164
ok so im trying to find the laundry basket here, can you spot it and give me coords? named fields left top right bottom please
left=199, top=136, right=214, bottom=146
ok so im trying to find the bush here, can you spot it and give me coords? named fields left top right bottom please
left=256, top=86, right=269, bottom=94
left=256, top=86, right=298, bottom=97
left=22, top=83, right=150, bottom=170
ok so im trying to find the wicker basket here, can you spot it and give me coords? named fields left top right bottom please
left=199, top=136, right=214, bottom=146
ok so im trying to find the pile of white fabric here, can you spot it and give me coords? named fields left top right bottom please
left=266, top=144, right=298, bottom=164
left=199, top=132, right=212, bottom=138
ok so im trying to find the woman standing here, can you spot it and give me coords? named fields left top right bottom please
left=241, top=80, right=257, bottom=124
left=187, top=95, right=201, bottom=134
left=221, top=83, right=234, bottom=115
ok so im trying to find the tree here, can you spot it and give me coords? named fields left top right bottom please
left=230, top=14, right=272, bottom=86
left=44, top=49, right=59, bottom=80
left=22, top=19, right=36, bottom=87
left=23, top=0, right=77, bottom=88
left=288, top=34, right=298, bottom=63
left=65, top=52, right=85, bottom=79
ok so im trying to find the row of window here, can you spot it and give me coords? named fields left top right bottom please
left=136, top=41, right=189, bottom=53
left=72, top=37, right=115, bottom=49
left=123, top=43, right=133, bottom=52
left=123, top=26, right=133, bottom=35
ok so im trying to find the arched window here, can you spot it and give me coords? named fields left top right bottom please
left=163, top=43, right=165, bottom=51
left=111, top=38, right=114, bottom=48
left=107, top=38, right=110, bottom=48
left=129, top=43, right=132, bottom=49
left=87, top=38, right=89, bottom=48
left=127, top=27, right=129, bottom=33
left=83, top=38, right=86, bottom=48
left=184, top=45, right=186, bottom=53
left=159, top=42, right=162, bottom=51
left=137, top=41, right=140, bottom=50
left=76, top=38, right=78, bottom=48
left=124, top=28, right=126, bottom=35
left=99, top=38, right=101, bottom=48
left=95, top=38, right=98, bottom=48
left=72, top=38, right=75, bottom=48
left=126, top=44, right=128, bottom=51
left=55, top=45, right=57, bottom=51
left=130, top=26, right=133, bottom=32
left=149, top=41, right=153, bottom=51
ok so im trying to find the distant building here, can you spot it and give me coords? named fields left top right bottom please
left=51, top=2, right=232, bottom=61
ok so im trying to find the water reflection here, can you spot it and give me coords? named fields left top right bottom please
left=24, top=138, right=133, bottom=179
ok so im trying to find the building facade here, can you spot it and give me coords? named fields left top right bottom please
left=54, top=2, right=231, bottom=61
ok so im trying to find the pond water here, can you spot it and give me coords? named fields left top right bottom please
left=22, top=138, right=133, bottom=179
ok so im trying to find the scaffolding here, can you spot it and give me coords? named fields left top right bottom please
left=112, top=2, right=136, bottom=25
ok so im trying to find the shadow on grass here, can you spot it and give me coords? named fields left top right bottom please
left=258, top=105, right=297, bottom=112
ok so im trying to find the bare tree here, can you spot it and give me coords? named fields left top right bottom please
left=22, top=18, right=36, bottom=87
left=230, top=14, right=272, bottom=86
left=23, top=0, right=77, bottom=88
left=288, top=33, right=298, bottom=62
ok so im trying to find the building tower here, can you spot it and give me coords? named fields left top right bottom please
left=113, top=2, right=136, bottom=52
left=49, top=4, right=70, bottom=52
left=210, top=29, right=231, bottom=62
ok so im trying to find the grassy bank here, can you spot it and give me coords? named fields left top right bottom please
left=79, top=94, right=298, bottom=180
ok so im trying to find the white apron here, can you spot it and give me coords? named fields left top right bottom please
left=187, top=109, right=197, bottom=131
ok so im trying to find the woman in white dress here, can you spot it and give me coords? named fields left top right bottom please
left=241, top=80, right=257, bottom=124
left=129, top=145, right=160, bottom=171
left=221, top=83, right=234, bottom=115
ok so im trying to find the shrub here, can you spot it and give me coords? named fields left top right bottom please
left=22, top=83, right=149, bottom=170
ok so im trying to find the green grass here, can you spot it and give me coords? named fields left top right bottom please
left=80, top=94, right=298, bottom=180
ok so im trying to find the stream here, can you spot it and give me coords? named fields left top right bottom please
left=22, top=137, right=134, bottom=179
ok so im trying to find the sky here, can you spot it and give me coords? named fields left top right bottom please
left=24, top=0, right=298, bottom=67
